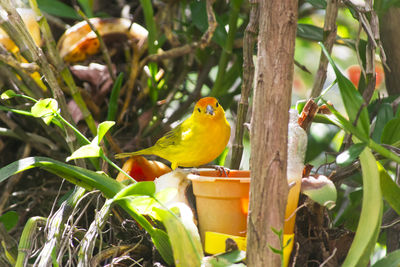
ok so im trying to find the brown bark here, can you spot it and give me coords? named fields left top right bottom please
left=380, top=7, right=400, bottom=96
left=247, top=0, right=298, bottom=266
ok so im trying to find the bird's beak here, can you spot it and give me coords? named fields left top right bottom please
left=206, top=104, right=214, bottom=115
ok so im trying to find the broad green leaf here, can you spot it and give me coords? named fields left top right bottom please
left=342, top=144, right=383, bottom=267
left=115, top=197, right=174, bottom=265
left=301, top=175, right=337, bottom=209
left=96, top=121, right=115, bottom=145
left=371, top=249, right=400, bottom=267
left=381, top=118, right=400, bottom=145
left=154, top=204, right=203, bottom=267
left=0, top=211, right=19, bottom=231
left=107, top=73, right=124, bottom=122
left=378, top=163, right=400, bottom=215
left=297, top=24, right=324, bottom=42
left=1, top=90, right=17, bottom=100
left=66, top=144, right=101, bottom=161
left=37, top=0, right=79, bottom=19
left=77, top=0, right=93, bottom=17
left=0, top=157, right=123, bottom=198
left=336, top=143, right=366, bottom=167
left=31, top=98, right=58, bottom=125
left=322, top=99, right=369, bottom=144
left=0, top=157, right=175, bottom=265
left=114, top=181, right=156, bottom=199
left=203, top=250, right=246, bottom=267
left=320, top=43, right=370, bottom=138
left=372, top=103, right=394, bottom=143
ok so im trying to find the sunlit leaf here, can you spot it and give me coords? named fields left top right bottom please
left=342, top=144, right=383, bottom=267
left=378, top=163, right=400, bottom=215
left=153, top=204, right=203, bottom=266
left=66, top=144, right=101, bottom=161
left=336, top=143, right=366, bottom=167
left=1, top=90, right=17, bottom=100
left=31, top=98, right=58, bottom=125
left=203, top=250, right=246, bottom=266
left=371, top=249, right=400, bottom=267
left=381, top=118, right=400, bottom=145
left=114, top=181, right=156, bottom=199
left=320, top=43, right=370, bottom=138
left=96, top=121, right=115, bottom=145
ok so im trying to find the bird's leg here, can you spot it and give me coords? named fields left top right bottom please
left=198, top=164, right=230, bottom=177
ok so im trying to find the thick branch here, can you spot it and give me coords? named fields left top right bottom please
left=247, top=0, right=298, bottom=265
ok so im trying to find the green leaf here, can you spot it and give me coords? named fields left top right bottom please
left=114, top=181, right=156, bottom=199
left=336, top=143, right=366, bottom=167
left=381, top=118, right=400, bottom=145
left=371, top=249, right=400, bottom=267
left=77, top=0, right=93, bottom=17
left=1, top=90, right=17, bottom=100
left=342, top=144, right=383, bottom=267
left=0, top=157, right=175, bottom=265
left=115, top=197, right=174, bottom=265
left=378, top=163, right=400, bottom=215
left=153, top=204, right=203, bottom=266
left=107, top=73, right=124, bottom=122
left=203, top=250, right=246, bottom=267
left=96, top=121, right=115, bottom=145
left=37, top=0, right=79, bottom=19
left=372, top=103, right=394, bottom=143
left=297, top=24, right=324, bottom=42
left=66, top=144, right=101, bottom=161
left=31, top=98, right=58, bottom=125
left=0, top=157, right=123, bottom=198
left=320, top=43, right=370, bottom=138
left=0, top=211, right=19, bottom=231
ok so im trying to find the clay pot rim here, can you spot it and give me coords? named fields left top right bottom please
left=188, top=169, right=250, bottom=183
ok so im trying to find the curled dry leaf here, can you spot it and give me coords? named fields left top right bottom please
left=57, top=18, right=148, bottom=63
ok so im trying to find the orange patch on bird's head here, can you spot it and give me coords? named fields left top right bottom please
left=193, top=97, right=225, bottom=118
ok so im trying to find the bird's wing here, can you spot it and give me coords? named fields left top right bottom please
left=155, top=119, right=193, bottom=149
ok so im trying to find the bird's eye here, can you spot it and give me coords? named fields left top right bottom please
left=197, top=108, right=201, bottom=113
left=216, top=102, right=219, bottom=108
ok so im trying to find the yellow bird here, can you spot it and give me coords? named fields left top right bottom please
left=116, top=97, right=231, bottom=170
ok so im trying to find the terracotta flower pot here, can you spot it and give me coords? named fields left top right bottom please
left=187, top=170, right=250, bottom=248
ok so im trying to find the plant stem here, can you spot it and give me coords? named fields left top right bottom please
left=16, top=216, right=47, bottom=266
left=102, top=154, right=137, bottom=183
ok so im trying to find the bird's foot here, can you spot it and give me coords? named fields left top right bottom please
left=199, top=165, right=230, bottom=177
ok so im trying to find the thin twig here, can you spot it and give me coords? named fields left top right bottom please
left=230, top=0, right=259, bottom=169
left=73, top=4, right=116, bottom=81
left=310, top=0, right=339, bottom=98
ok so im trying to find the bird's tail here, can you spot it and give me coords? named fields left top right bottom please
left=115, top=147, right=154, bottom=159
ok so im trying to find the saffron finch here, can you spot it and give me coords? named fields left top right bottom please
left=116, top=97, right=231, bottom=170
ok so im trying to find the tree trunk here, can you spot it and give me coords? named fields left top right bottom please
left=247, top=0, right=298, bottom=266
left=380, top=7, right=400, bottom=96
